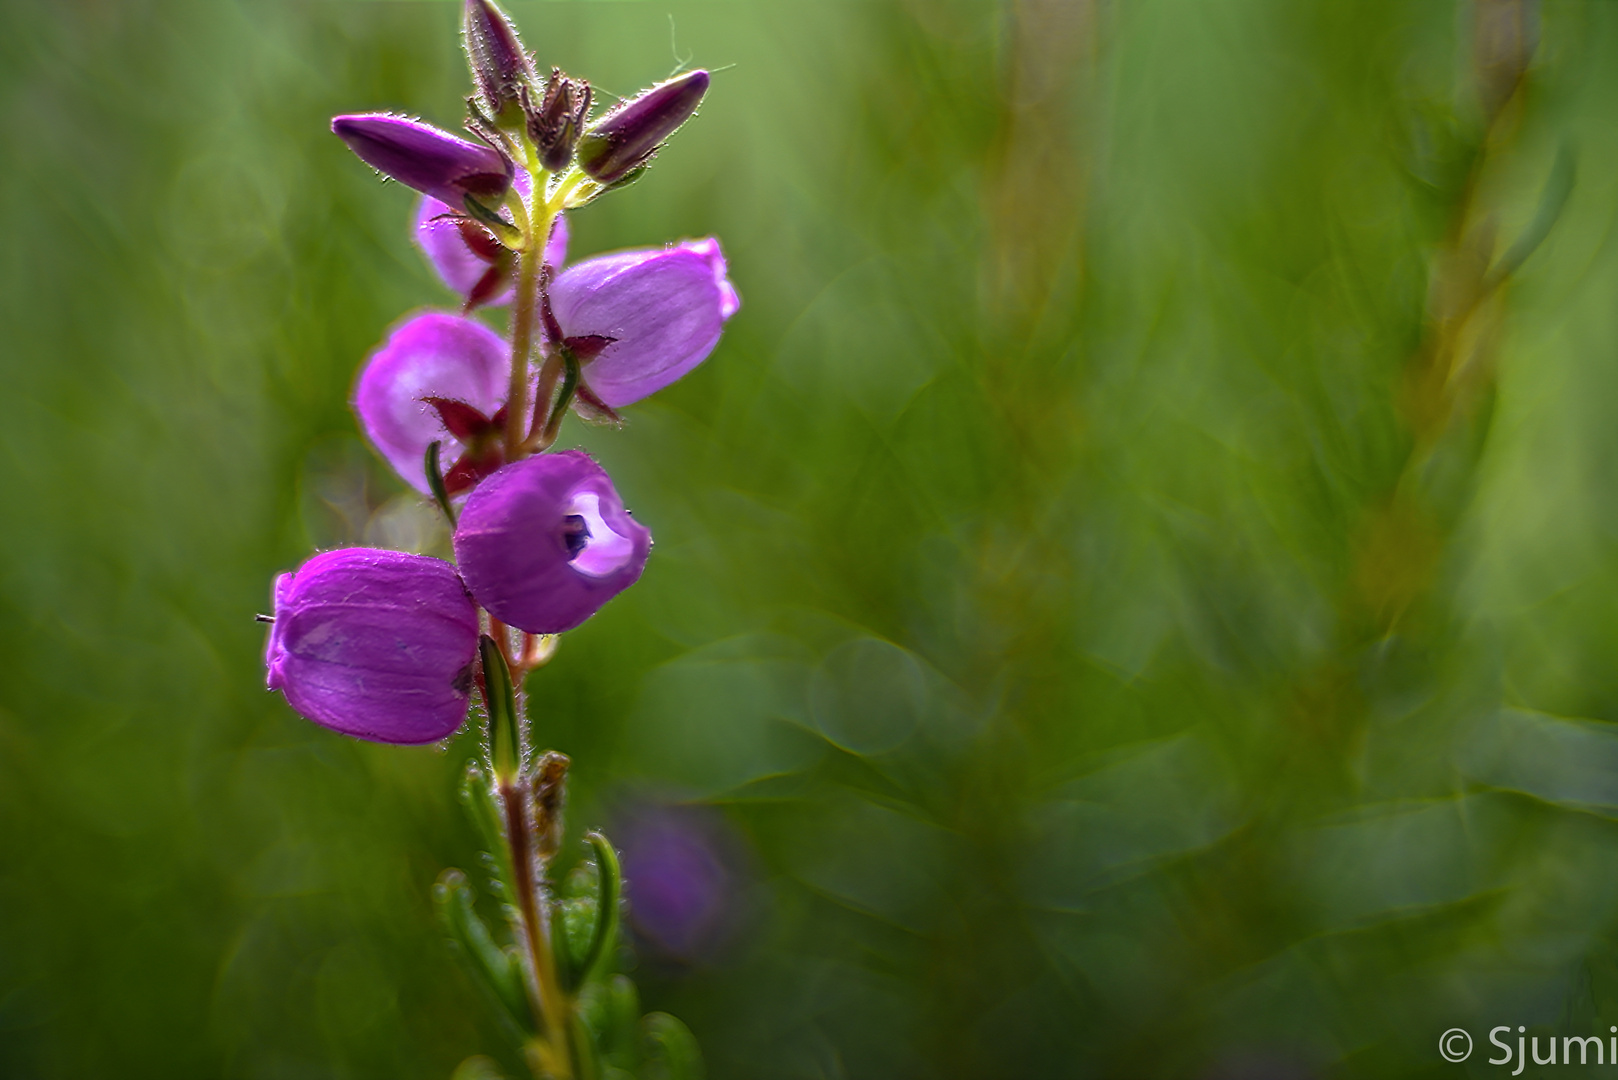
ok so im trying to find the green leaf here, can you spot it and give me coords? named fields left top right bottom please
left=460, top=763, right=516, bottom=901
left=433, top=870, right=533, bottom=1034
left=559, top=895, right=598, bottom=986
left=579, top=831, right=622, bottom=983
left=424, top=440, right=458, bottom=527
left=451, top=1055, right=507, bottom=1080
left=461, top=193, right=523, bottom=247
left=479, top=635, right=519, bottom=782
left=605, top=975, right=641, bottom=1066
left=640, top=1012, right=703, bottom=1080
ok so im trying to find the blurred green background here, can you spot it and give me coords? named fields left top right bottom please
left=5, top=0, right=1618, bottom=1076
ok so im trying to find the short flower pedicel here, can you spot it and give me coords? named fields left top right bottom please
left=266, top=3, right=729, bottom=1077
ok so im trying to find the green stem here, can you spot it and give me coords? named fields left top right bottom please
left=506, top=241, right=540, bottom=459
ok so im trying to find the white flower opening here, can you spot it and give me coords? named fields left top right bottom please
left=566, top=491, right=635, bottom=577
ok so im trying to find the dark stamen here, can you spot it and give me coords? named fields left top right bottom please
left=560, top=514, right=591, bottom=559
left=254, top=613, right=276, bottom=623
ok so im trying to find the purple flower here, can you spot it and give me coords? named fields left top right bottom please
left=551, top=238, right=739, bottom=408
left=452, top=451, right=651, bottom=634
left=265, top=549, right=480, bottom=744
left=353, top=313, right=509, bottom=495
left=415, top=173, right=569, bottom=307
left=614, top=800, right=752, bottom=965
left=333, top=114, right=513, bottom=209
left=576, top=70, right=709, bottom=185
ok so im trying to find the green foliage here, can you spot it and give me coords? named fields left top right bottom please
left=5, top=1, right=1618, bottom=1078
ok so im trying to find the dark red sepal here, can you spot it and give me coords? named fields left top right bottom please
left=456, top=218, right=507, bottom=262
left=463, top=263, right=512, bottom=312
left=422, top=396, right=498, bottom=442
left=442, top=445, right=507, bottom=495
left=562, top=334, right=616, bottom=362
left=572, top=380, right=623, bottom=425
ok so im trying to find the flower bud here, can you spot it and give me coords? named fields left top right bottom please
left=453, top=451, right=652, bottom=634
left=265, top=549, right=480, bottom=744
left=524, top=68, right=592, bottom=172
left=549, top=237, right=738, bottom=407
left=575, top=70, right=709, bottom=185
left=333, top=114, right=512, bottom=209
left=463, top=0, right=534, bottom=118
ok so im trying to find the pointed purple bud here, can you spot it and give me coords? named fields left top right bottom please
left=523, top=68, right=592, bottom=172
left=575, top=70, right=709, bottom=184
left=265, top=549, right=480, bottom=744
left=549, top=237, right=738, bottom=408
left=333, top=113, right=513, bottom=208
left=463, top=0, right=534, bottom=116
left=416, top=177, right=569, bottom=306
left=353, top=313, right=509, bottom=494
left=453, top=451, right=652, bottom=634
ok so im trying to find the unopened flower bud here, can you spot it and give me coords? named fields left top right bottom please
left=575, top=70, right=709, bottom=185
left=333, top=113, right=513, bottom=209
left=453, top=451, right=652, bottom=634
left=524, top=68, right=592, bottom=173
left=265, top=549, right=480, bottom=744
left=463, top=0, right=534, bottom=118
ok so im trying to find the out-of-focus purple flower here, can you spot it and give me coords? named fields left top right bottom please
left=576, top=70, right=709, bottom=185
left=353, top=313, right=508, bottom=494
left=452, top=451, right=651, bottom=634
left=614, top=800, right=751, bottom=965
left=415, top=172, right=568, bottom=307
left=265, top=548, right=479, bottom=744
left=333, top=114, right=513, bottom=209
left=550, top=238, right=738, bottom=408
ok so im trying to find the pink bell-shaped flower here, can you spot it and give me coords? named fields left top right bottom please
left=265, top=549, right=480, bottom=744
left=352, top=313, right=509, bottom=495
left=550, top=238, right=738, bottom=409
left=452, top=451, right=651, bottom=634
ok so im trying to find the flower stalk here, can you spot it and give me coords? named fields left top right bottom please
left=286, top=5, right=731, bottom=1075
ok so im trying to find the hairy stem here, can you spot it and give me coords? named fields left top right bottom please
left=501, top=780, right=573, bottom=1079
left=506, top=243, right=540, bottom=459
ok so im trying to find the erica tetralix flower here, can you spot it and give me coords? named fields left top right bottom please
left=265, top=549, right=480, bottom=744
left=551, top=238, right=739, bottom=409
left=453, top=451, right=651, bottom=634
left=353, top=312, right=510, bottom=495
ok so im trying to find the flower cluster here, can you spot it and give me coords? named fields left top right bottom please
left=268, top=4, right=734, bottom=748
left=261, top=8, right=730, bottom=1073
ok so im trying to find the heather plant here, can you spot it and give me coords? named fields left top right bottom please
left=262, top=3, right=734, bottom=1076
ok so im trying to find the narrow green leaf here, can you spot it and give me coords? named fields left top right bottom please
left=460, top=762, right=515, bottom=898
left=425, top=440, right=457, bottom=526
left=574, top=832, right=621, bottom=984
left=479, top=635, right=519, bottom=782
left=433, top=870, right=533, bottom=1034
left=640, top=1012, right=703, bottom=1080
left=452, top=1055, right=507, bottom=1080
left=461, top=193, right=523, bottom=247
left=605, top=975, right=641, bottom=1067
